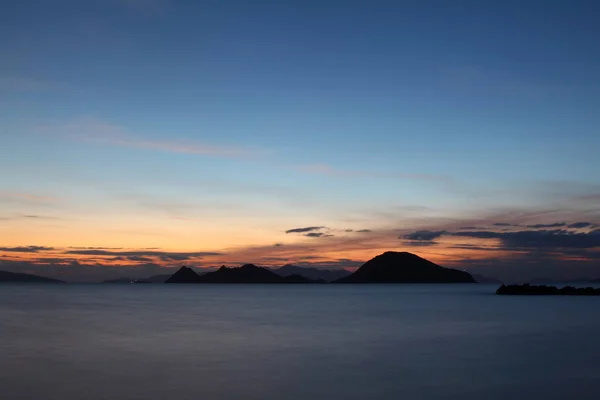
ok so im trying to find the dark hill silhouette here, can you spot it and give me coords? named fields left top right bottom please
left=0, top=270, right=63, bottom=283
left=164, top=264, right=324, bottom=283
left=199, top=264, right=284, bottom=283
left=271, top=265, right=350, bottom=282
left=165, top=266, right=204, bottom=283
left=335, top=251, right=476, bottom=283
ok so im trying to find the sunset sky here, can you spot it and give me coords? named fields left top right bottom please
left=1, top=0, right=599, bottom=281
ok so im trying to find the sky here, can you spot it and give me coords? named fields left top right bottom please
left=1, top=0, right=600, bottom=282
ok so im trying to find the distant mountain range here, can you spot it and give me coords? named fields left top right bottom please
left=166, top=264, right=322, bottom=283
left=0, top=270, right=63, bottom=283
left=335, top=252, right=476, bottom=283
left=164, top=252, right=476, bottom=284
left=269, top=265, right=350, bottom=282
left=1, top=252, right=489, bottom=284
left=105, top=265, right=347, bottom=284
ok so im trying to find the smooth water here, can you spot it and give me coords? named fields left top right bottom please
left=1, top=284, right=599, bottom=400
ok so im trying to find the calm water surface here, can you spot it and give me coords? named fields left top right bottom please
left=1, top=284, right=599, bottom=399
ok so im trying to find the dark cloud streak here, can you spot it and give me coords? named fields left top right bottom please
left=525, top=222, right=566, bottom=229
left=0, top=246, right=55, bottom=253
left=304, top=232, right=334, bottom=238
left=454, top=229, right=600, bottom=249
left=568, top=222, right=592, bottom=229
left=402, top=240, right=438, bottom=247
left=401, top=230, right=446, bottom=241
left=64, top=250, right=223, bottom=260
left=286, top=226, right=325, bottom=234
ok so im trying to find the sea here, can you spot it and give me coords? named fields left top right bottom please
left=1, top=283, right=600, bottom=400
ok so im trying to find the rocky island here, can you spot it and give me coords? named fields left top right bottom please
left=496, top=284, right=600, bottom=295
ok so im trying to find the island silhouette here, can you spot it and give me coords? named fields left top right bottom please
left=4, top=252, right=600, bottom=295
left=497, top=284, right=600, bottom=295
left=164, top=251, right=476, bottom=284
left=335, top=251, right=476, bottom=283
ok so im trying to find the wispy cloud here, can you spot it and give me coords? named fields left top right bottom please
left=525, top=222, right=566, bottom=229
left=568, top=222, right=593, bottom=229
left=0, top=191, right=57, bottom=203
left=105, top=137, right=253, bottom=158
left=295, top=163, right=447, bottom=181
left=22, top=214, right=62, bottom=220
left=577, top=193, right=600, bottom=202
left=40, top=118, right=263, bottom=160
left=64, top=249, right=223, bottom=261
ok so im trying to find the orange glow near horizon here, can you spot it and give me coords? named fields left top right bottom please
left=0, top=235, right=519, bottom=271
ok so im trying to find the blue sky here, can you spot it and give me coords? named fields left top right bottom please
left=1, top=0, right=600, bottom=281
